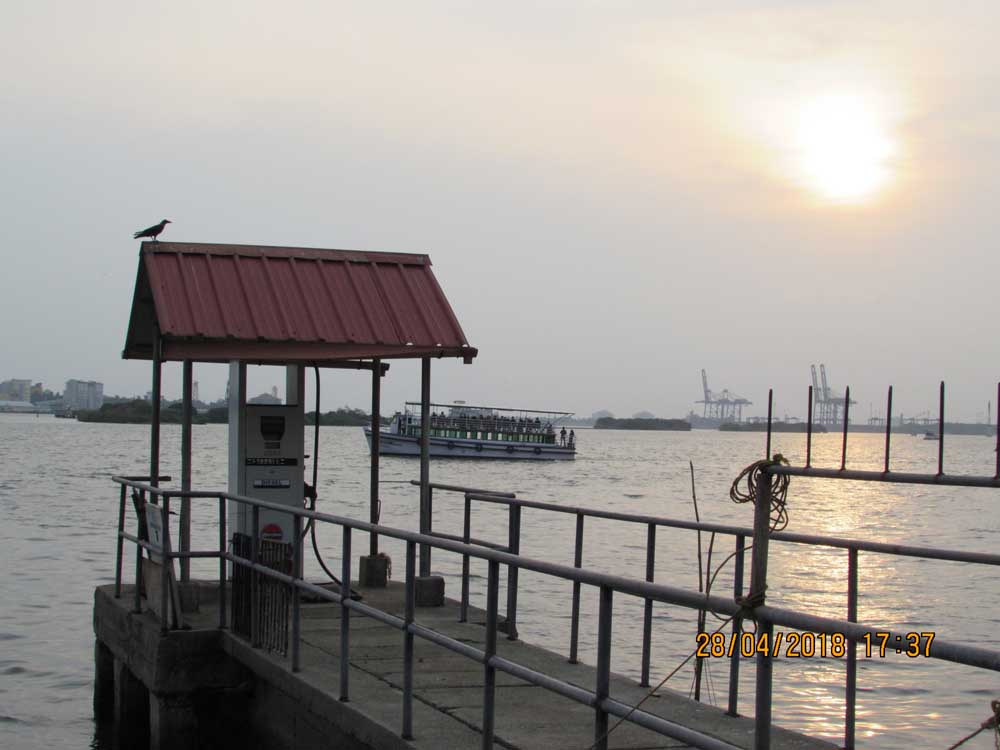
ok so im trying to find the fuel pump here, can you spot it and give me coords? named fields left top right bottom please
left=228, top=363, right=305, bottom=544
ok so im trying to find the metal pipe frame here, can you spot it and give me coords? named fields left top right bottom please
left=505, top=504, right=521, bottom=640
left=111, top=476, right=1000, bottom=750
left=640, top=523, right=655, bottom=687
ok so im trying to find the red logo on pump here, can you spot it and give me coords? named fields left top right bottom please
left=261, top=523, right=284, bottom=542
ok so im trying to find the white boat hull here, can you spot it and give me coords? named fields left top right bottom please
left=363, top=428, right=576, bottom=460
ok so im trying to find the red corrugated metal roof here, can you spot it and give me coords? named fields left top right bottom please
left=123, top=242, right=477, bottom=364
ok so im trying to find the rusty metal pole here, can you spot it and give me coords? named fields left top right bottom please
left=370, top=359, right=381, bottom=557
left=180, top=360, right=192, bottom=581
left=419, top=358, right=431, bottom=577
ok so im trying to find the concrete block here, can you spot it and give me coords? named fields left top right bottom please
left=150, top=694, right=197, bottom=750
left=359, top=553, right=390, bottom=587
left=93, top=640, right=114, bottom=721
left=415, top=575, right=444, bottom=607
left=113, top=657, right=149, bottom=746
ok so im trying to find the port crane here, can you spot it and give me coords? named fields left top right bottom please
left=697, top=369, right=751, bottom=422
left=809, top=364, right=855, bottom=426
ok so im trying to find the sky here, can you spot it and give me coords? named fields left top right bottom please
left=3, top=1, right=1000, bottom=422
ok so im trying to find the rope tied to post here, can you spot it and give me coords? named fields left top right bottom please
left=729, top=454, right=791, bottom=532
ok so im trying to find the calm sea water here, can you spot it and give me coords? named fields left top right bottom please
left=1, top=414, right=997, bottom=749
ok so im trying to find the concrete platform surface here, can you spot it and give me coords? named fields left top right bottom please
left=98, top=581, right=836, bottom=750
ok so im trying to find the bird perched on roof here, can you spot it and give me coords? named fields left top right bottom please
left=133, top=219, right=171, bottom=241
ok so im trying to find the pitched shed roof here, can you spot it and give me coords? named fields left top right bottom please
left=123, top=242, right=477, bottom=364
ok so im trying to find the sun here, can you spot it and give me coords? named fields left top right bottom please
left=794, top=93, right=896, bottom=203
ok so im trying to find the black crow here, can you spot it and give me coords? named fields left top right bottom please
left=133, top=219, right=171, bottom=241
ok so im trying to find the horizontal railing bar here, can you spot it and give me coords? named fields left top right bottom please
left=757, top=605, right=1000, bottom=671
left=409, top=480, right=516, bottom=497
left=113, top=476, right=1000, bottom=565
left=601, top=696, right=742, bottom=750
left=463, top=493, right=1000, bottom=565
left=490, top=655, right=596, bottom=705
left=430, top=530, right=510, bottom=552
left=775, top=465, right=1000, bottom=488
left=119, top=485, right=1000, bottom=675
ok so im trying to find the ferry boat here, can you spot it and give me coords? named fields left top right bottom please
left=364, top=402, right=577, bottom=460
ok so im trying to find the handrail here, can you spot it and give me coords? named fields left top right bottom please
left=111, top=475, right=1000, bottom=750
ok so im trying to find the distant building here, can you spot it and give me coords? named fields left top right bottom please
left=64, top=379, right=104, bottom=411
left=0, top=379, right=32, bottom=401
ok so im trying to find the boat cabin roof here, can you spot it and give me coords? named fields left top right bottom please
left=403, top=402, right=573, bottom=418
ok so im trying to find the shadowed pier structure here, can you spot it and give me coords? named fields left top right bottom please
left=94, top=578, right=833, bottom=750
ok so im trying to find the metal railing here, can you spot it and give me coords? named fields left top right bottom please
left=411, top=380, right=1000, bottom=749
left=107, top=379, right=1000, bottom=749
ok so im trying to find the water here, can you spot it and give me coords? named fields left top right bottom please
left=0, top=413, right=997, bottom=749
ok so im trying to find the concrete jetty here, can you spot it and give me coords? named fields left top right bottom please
left=93, top=580, right=834, bottom=750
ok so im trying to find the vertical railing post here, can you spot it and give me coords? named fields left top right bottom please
left=419, top=358, right=431, bottom=577
left=505, top=504, right=521, bottom=640
left=115, top=484, right=126, bottom=598
left=482, top=560, right=500, bottom=750
left=159, top=497, right=171, bottom=634
left=133, top=491, right=144, bottom=614
left=751, top=466, right=773, bottom=750
left=218, top=495, right=227, bottom=630
left=402, top=541, right=416, bottom=740
left=370, top=359, right=381, bottom=557
left=460, top=494, right=471, bottom=623
left=251, top=505, right=260, bottom=648
left=291, top=513, right=303, bottom=673
left=594, top=585, right=613, bottom=750
left=569, top=513, right=584, bottom=663
left=640, top=523, right=656, bottom=687
left=180, top=359, right=192, bottom=582
left=845, top=547, right=859, bottom=749
left=727, top=534, right=746, bottom=717
left=340, top=527, right=351, bottom=701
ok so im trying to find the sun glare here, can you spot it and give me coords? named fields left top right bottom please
left=794, top=94, right=896, bottom=203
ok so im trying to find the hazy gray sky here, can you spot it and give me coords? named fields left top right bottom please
left=3, top=1, right=999, bottom=421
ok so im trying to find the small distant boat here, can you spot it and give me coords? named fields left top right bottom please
left=365, top=402, right=577, bottom=460
left=924, top=432, right=939, bottom=441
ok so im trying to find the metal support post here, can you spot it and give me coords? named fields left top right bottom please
left=595, top=585, right=613, bottom=750
left=218, top=496, right=227, bottom=630
left=160, top=498, right=170, bottom=634
left=506, top=504, right=521, bottom=640
left=133, top=491, right=143, bottom=614
left=180, top=360, right=192, bottom=581
left=291, top=513, right=303, bottom=673
left=419, top=358, right=431, bottom=577
left=482, top=560, right=500, bottom=750
left=569, top=513, right=584, bottom=663
left=640, top=523, right=655, bottom=687
left=460, top=495, right=471, bottom=622
left=751, top=468, right=773, bottom=750
left=115, top=484, right=126, bottom=598
left=727, top=534, right=746, bottom=716
left=150, top=338, right=162, bottom=491
left=845, top=548, right=859, bottom=749
left=250, top=505, right=260, bottom=648
left=370, top=359, right=381, bottom=556
left=340, top=527, right=351, bottom=701
left=403, top=541, right=416, bottom=740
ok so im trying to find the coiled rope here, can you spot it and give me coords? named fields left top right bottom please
left=729, top=454, right=791, bottom=533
